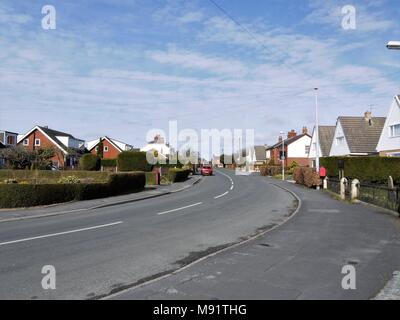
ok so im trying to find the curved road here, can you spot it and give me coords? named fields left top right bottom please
left=0, top=169, right=296, bottom=299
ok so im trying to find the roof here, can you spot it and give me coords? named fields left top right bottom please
left=269, top=133, right=311, bottom=149
left=254, top=146, right=266, bottom=161
left=317, top=126, right=336, bottom=157
left=18, top=126, right=84, bottom=154
left=87, top=136, right=133, bottom=152
left=338, top=117, right=386, bottom=154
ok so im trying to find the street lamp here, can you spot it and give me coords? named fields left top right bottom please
left=387, top=41, right=400, bottom=50
left=314, top=88, right=320, bottom=190
left=280, top=131, right=285, bottom=181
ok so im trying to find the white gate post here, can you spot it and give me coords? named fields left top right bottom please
left=340, top=177, right=348, bottom=200
left=351, top=179, right=360, bottom=201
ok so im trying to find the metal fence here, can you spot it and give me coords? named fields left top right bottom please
left=359, top=182, right=400, bottom=213
left=327, top=178, right=341, bottom=195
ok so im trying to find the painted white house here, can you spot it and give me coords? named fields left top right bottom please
left=308, top=126, right=336, bottom=167
left=329, top=112, right=386, bottom=156
left=377, top=95, right=400, bottom=157
left=140, top=134, right=171, bottom=160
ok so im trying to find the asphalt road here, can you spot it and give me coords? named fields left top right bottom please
left=0, top=169, right=295, bottom=299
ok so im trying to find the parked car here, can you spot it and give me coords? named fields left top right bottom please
left=200, top=164, right=213, bottom=176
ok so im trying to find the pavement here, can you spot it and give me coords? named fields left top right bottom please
left=0, top=175, right=202, bottom=223
left=111, top=178, right=400, bottom=300
left=0, top=169, right=295, bottom=299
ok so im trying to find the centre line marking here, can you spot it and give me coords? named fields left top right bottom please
left=0, top=221, right=123, bottom=247
left=214, top=191, right=229, bottom=199
left=157, top=202, right=203, bottom=215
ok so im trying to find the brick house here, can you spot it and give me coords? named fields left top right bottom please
left=267, top=127, right=312, bottom=167
left=86, top=136, right=134, bottom=159
left=18, top=126, right=85, bottom=169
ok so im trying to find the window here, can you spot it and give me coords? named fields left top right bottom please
left=23, top=139, right=29, bottom=146
left=305, top=145, right=310, bottom=154
left=389, top=124, right=400, bottom=137
left=336, top=136, right=345, bottom=145
left=35, top=139, right=41, bottom=146
left=6, top=135, right=15, bottom=145
left=104, top=146, right=109, bottom=152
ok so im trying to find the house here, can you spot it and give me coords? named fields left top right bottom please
left=329, top=112, right=386, bottom=157
left=140, top=134, right=171, bottom=161
left=308, top=126, right=336, bottom=167
left=267, top=127, right=312, bottom=167
left=86, top=136, right=134, bottom=159
left=377, top=95, right=400, bottom=157
left=0, top=130, right=18, bottom=147
left=18, top=125, right=85, bottom=169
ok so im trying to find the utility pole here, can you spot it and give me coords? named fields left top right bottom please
left=314, top=88, right=320, bottom=190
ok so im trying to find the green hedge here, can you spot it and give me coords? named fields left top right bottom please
left=0, top=172, right=146, bottom=208
left=80, top=154, right=100, bottom=171
left=117, top=151, right=152, bottom=172
left=320, top=157, right=400, bottom=184
left=168, top=168, right=191, bottom=183
left=0, top=170, right=110, bottom=183
left=101, top=159, right=117, bottom=167
left=145, top=172, right=158, bottom=185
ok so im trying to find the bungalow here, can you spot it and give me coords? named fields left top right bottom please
left=86, top=136, right=134, bottom=159
left=0, top=130, right=18, bottom=147
left=308, top=126, right=336, bottom=168
left=377, top=95, right=400, bottom=157
left=267, top=127, right=312, bottom=167
left=140, top=134, right=171, bottom=161
left=18, top=125, right=85, bottom=169
left=329, top=112, right=386, bottom=157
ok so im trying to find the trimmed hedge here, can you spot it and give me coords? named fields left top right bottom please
left=0, top=172, right=145, bottom=208
left=0, top=170, right=110, bottom=184
left=117, top=151, right=152, bottom=172
left=101, top=159, right=117, bottom=167
left=168, top=168, right=191, bottom=183
left=260, top=165, right=282, bottom=176
left=320, top=157, right=400, bottom=184
left=80, top=154, right=100, bottom=171
left=293, top=167, right=321, bottom=188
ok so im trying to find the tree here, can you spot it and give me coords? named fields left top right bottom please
left=97, top=138, right=104, bottom=159
left=0, top=145, right=55, bottom=170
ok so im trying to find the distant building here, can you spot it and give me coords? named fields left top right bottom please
left=140, top=134, right=171, bottom=161
left=267, top=127, right=311, bottom=167
left=329, top=112, right=386, bottom=156
left=308, top=126, right=336, bottom=167
left=377, top=95, right=400, bottom=157
left=0, top=130, right=18, bottom=148
left=86, top=136, right=134, bottom=159
left=18, top=125, right=85, bottom=169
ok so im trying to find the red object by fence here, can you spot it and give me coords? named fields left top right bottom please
left=319, top=166, right=326, bottom=178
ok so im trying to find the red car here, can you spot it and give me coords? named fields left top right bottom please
left=200, top=165, right=213, bottom=176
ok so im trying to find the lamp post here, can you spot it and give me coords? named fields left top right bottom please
left=280, top=131, right=285, bottom=181
left=387, top=41, right=400, bottom=50
left=314, top=88, right=320, bottom=190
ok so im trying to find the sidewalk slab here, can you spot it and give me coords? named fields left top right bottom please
left=0, top=175, right=202, bottom=223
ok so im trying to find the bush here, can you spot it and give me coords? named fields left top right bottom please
left=145, top=172, right=158, bottom=185
left=294, top=167, right=321, bottom=188
left=117, top=151, right=152, bottom=172
left=101, top=159, right=117, bottom=167
left=80, top=154, right=100, bottom=171
left=0, top=172, right=146, bottom=208
left=168, top=168, right=191, bottom=183
left=287, top=161, right=299, bottom=175
left=320, top=157, right=400, bottom=184
left=58, top=176, right=80, bottom=184
left=260, top=165, right=282, bottom=176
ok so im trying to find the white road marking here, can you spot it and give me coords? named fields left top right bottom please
left=214, top=191, right=229, bottom=199
left=157, top=202, right=203, bottom=215
left=0, top=221, right=123, bottom=247
left=216, top=169, right=235, bottom=193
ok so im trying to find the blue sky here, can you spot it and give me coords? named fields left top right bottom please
left=1, top=0, right=399, bottom=148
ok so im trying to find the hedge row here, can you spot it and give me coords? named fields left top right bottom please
left=320, top=157, right=400, bottom=183
left=0, top=172, right=145, bottom=208
left=80, top=154, right=101, bottom=171
left=293, top=167, right=321, bottom=188
left=0, top=169, right=110, bottom=183
left=260, top=165, right=282, bottom=177
left=117, top=151, right=152, bottom=172
left=168, top=168, right=191, bottom=183
left=101, top=159, right=117, bottom=167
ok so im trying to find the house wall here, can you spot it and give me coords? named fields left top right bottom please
left=18, top=129, right=66, bottom=167
left=308, top=129, right=322, bottom=160
left=329, top=121, right=351, bottom=156
left=377, top=98, right=400, bottom=156
left=90, top=139, right=121, bottom=159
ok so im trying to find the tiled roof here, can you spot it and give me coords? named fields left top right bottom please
left=318, top=126, right=336, bottom=157
left=269, top=133, right=311, bottom=149
left=339, top=117, right=386, bottom=154
left=38, top=126, right=83, bottom=152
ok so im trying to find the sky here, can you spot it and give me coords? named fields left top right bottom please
left=1, top=0, right=400, bottom=151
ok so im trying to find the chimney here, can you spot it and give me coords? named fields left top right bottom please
left=287, top=130, right=297, bottom=139
left=302, top=126, right=308, bottom=134
left=364, top=111, right=373, bottom=126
